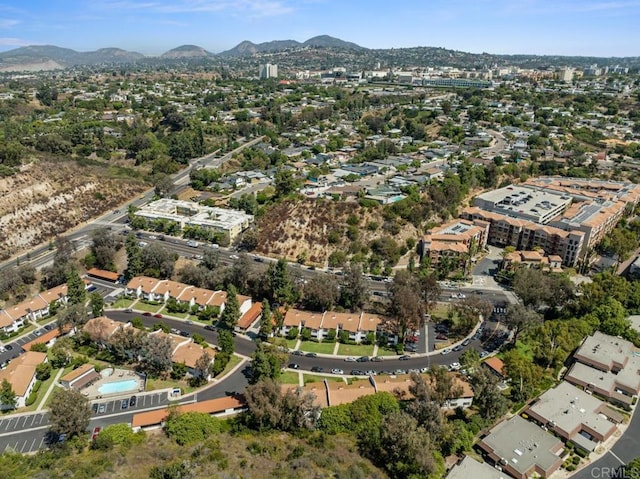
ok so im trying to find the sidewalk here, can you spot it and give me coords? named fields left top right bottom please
left=36, top=368, right=64, bottom=412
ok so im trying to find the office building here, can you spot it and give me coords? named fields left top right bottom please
left=259, top=63, right=278, bottom=79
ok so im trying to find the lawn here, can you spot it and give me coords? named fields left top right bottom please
left=217, top=354, right=243, bottom=379
left=164, top=311, right=192, bottom=320
left=337, top=343, right=375, bottom=357
left=285, top=339, right=299, bottom=350
left=298, top=341, right=336, bottom=355
left=429, top=303, right=452, bottom=321
left=280, top=371, right=302, bottom=385
left=146, top=377, right=195, bottom=395
left=112, top=297, right=135, bottom=309
left=377, top=346, right=401, bottom=357
left=18, top=371, right=60, bottom=413
left=133, top=302, right=164, bottom=314
left=304, top=374, right=344, bottom=384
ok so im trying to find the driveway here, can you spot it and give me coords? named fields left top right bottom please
left=473, top=246, right=503, bottom=277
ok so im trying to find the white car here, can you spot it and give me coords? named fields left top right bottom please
left=449, top=362, right=461, bottom=371
left=344, top=356, right=357, bottom=362
left=331, top=368, right=344, bottom=375
left=440, top=348, right=452, bottom=355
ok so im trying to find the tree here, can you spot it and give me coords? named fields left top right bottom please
left=217, top=329, right=235, bottom=355
left=164, top=410, right=221, bottom=446
left=92, top=423, right=142, bottom=450
left=0, top=379, right=16, bottom=410
left=339, top=263, right=369, bottom=311
left=140, top=243, right=176, bottom=279
left=264, top=259, right=300, bottom=306
left=529, top=318, right=592, bottom=369
left=109, top=327, right=144, bottom=363
left=89, top=292, right=104, bottom=318
left=192, top=352, right=213, bottom=383
left=140, top=333, right=173, bottom=377
left=218, top=285, right=240, bottom=330
left=66, top=269, right=86, bottom=306
left=363, top=411, right=442, bottom=479
left=513, top=268, right=549, bottom=309
left=503, top=349, right=544, bottom=402
left=504, top=303, right=542, bottom=344
left=125, top=234, right=144, bottom=279
left=469, top=368, right=509, bottom=422
left=36, top=362, right=52, bottom=381
left=248, top=341, right=286, bottom=384
left=459, top=348, right=480, bottom=369
left=48, top=388, right=91, bottom=438
left=258, top=300, right=273, bottom=339
left=302, top=275, right=340, bottom=311
left=386, top=270, right=424, bottom=339
left=244, top=378, right=319, bottom=432
left=274, top=168, right=298, bottom=198
left=89, top=227, right=120, bottom=270
left=57, top=303, right=88, bottom=333
left=418, top=271, right=441, bottom=314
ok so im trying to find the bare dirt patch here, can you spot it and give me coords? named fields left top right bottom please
left=0, top=160, right=148, bottom=260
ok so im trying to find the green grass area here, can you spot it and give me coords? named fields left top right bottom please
left=217, top=354, right=243, bottom=379
left=36, top=315, right=55, bottom=324
left=279, top=371, right=302, bottom=385
left=1, top=323, right=35, bottom=341
left=429, top=303, right=452, bottom=321
left=515, top=340, right=534, bottom=361
left=112, top=297, right=135, bottom=309
left=164, top=311, right=192, bottom=320
left=146, top=377, right=195, bottom=395
left=377, top=346, right=400, bottom=357
left=298, top=341, right=336, bottom=355
left=15, top=370, right=60, bottom=413
left=336, top=343, right=375, bottom=357
left=304, top=374, right=344, bottom=384
left=285, top=339, right=298, bottom=350
left=133, top=302, right=164, bottom=313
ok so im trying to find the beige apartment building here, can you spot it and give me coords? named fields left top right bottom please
left=419, top=218, right=489, bottom=266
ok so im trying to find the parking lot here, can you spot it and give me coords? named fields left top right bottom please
left=91, top=391, right=168, bottom=416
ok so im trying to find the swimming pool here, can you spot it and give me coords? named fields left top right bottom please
left=98, top=379, right=138, bottom=395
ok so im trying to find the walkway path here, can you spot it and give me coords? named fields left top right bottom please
left=37, top=368, right=63, bottom=412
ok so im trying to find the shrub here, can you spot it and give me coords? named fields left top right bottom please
left=25, top=392, right=38, bottom=407
left=164, top=411, right=221, bottom=446
left=92, top=423, right=142, bottom=450
left=286, top=328, right=299, bottom=340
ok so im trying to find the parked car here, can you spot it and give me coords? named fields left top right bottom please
left=449, top=362, right=461, bottom=371
left=399, top=355, right=411, bottom=361
left=129, top=395, right=137, bottom=407
left=124, top=308, right=133, bottom=313
left=91, top=427, right=101, bottom=441
left=436, top=333, right=448, bottom=340
left=370, top=356, right=383, bottom=362
left=204, top=325, right=216, bottom=331
left=142, top=312, right=152, bottom=317
left=462, top=339, right=471, bottom=346
left=330, top=368, right=344, bottom=375
left=153, top=313, right=163, bottom=319
left=356, top=356, right=370, bottom=362
left=350, top=369, right=365, bottom=375
left=5, top=344, right=13, bottom=351
left=310, top=366, right=324, bottom=373
left=480, top=350, right=489, bottom=358
left=453, top=345, right=463, bottom=352
left=121, top=399, right=129, bottom=410
left=92, top=403, right=99, bottom=414
left=98, top=404, right=106, bottom=414
left=344, top=356, right=357, bottom=362
left=364, top=370, right=377, bottom=376
left=179, top=330, right=190, bottom=337
left=44, top=324, right=54, bottom=330
left=305, top=352, right=318, bottom=358
left=291, top=350, right=304, bottom=356
left=288, top=363, right=300, bottom=369
left=440, top=348, right=452, bottom=355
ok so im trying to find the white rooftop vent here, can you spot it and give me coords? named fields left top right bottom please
left=514, top=449, right=523, bottom=456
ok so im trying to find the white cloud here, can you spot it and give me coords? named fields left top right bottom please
left=91, top=0, right=295, bottom=17
left=0, top=18, right=19, bottom=28
left=0, top=37, right=31, bottom=47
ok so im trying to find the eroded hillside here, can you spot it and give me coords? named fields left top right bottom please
left=256, top=198, right=420, bottom=266
left=0, top=161, right=148, bottom=260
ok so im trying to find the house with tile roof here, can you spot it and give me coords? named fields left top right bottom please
left=0, top=351, right=48, bottom=408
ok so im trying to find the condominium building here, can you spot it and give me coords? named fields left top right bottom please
left=259, top=63, right=278, bottom=79
left=419, top=218, right=489, bottom=265
left=134, top=199, right=254, bottom=242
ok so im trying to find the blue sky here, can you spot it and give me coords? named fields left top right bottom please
left=0, top=0, right=639, bottom=56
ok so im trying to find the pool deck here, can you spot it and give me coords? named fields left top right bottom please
left=82, top=369, right=146, bottom=400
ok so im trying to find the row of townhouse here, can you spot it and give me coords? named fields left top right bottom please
left=419, top=218, right=490, bottom=266
left=564, top=331, right=640, bottom=409
left=281, top=308, right=385, bottom=343
left=125, top=276, right=252, bottom=318
left=0, top=283, right=71, bottom=334
left=282, top=372, right=474, bottom=410
left=0, top=351, right=48, bottom=409
left=83, top=316, right=216, bottom=379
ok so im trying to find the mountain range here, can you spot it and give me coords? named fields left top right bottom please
left=0, top=35, right=638, bottom=72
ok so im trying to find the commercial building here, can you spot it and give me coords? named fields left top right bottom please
left=419, top=218, right=489, bottom=266
left=134, top=199, right=253, bottom=243
left=477, top=416, right=564, bottom=479
left=525, top=381, right=622, bottom=452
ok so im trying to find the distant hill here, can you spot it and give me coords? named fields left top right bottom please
left=218, top=35, right=365, bottom=57
left=0, top=45, right=144, bottom=71
left=160, top=44, right=214, bottom=59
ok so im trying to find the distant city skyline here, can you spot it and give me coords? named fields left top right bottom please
left=1, top=0, right=639, bottom=57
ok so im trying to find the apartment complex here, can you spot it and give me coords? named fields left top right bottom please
left=419, top=218, right=489, bottom=265
left=134, top=199, right=254, bottom=242
left=0, top=283, right=71, bottom=333
left=459, top=177, right=636, bottom=267
left=259, top=63, right=278, bottom=79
